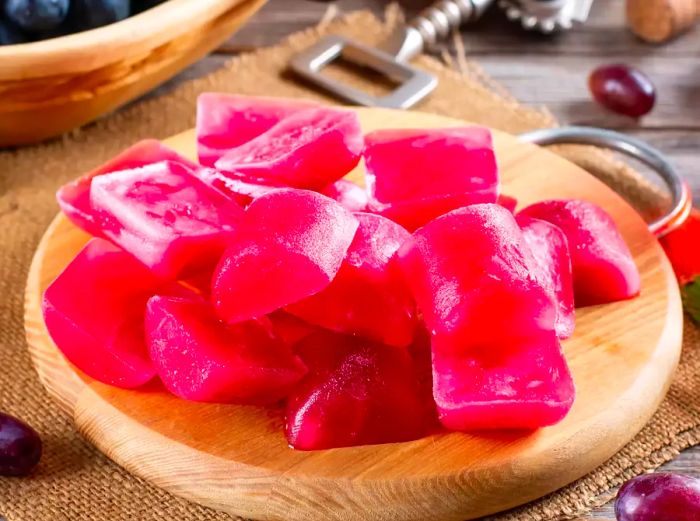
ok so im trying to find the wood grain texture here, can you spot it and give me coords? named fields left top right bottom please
left=24, top=108, right=683, bottom=521
left=0, top=0, right=267, bottom=146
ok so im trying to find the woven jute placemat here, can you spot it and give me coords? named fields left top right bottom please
left=1, top=6, right=698, bottom=521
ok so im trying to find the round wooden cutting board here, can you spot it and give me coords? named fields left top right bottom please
left=24, top=108, right=683, bottom=521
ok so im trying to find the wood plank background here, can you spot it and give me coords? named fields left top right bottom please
left=177, top=1, right=699, bottom=519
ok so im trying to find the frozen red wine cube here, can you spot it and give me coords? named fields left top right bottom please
left=287, top=212, right=416, bottom=347
left=397, top=204, right=557, bottom=355
left=364, top=127, right=499, bottom=205
left=196, top=94, right=319, bottom=167
left=518, top=216, right=575, bottom=339
left=432, top=331, right=575, bottom=431
left=215, top=108, right=364, bottom=190
left=498, top=194, right=518, bottom=213
left=398, top=205, right=575, bottom=428
left=57, top=140, right=196, bottom=237
left=321, top=179, right=368, bottom=212
left=268, top=311, right=318, bottom=347
left=195, top=167, right=284, bottom=207
left=408, top=327, right=439, bottom=426
left=42, top=238, right=161, bottom=388
left=285, top=331, right=432, bottom=450
left=212, top=188, right=359, bottom=323
left=179, top=269, right=214, bottom=298
left=369, top=190, right=496, bottom=232
left=146, top=296, right=307, bottom=404
left=519, top=199, right=641, bottom=306
left=90, top=161, right=243, bottom=280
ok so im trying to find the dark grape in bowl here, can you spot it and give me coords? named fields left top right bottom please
left=0, top=0, right=169, bottom=44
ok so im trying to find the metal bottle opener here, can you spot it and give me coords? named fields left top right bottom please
left=291, top=0, right=593, bottom=109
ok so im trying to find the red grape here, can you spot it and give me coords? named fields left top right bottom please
left=615, top=473, right=700, bottom=521
left=0, top=412, right=42, bottom=477
left=589, top=64, right=656, bottom=118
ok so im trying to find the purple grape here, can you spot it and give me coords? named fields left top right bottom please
left=131, top=0, right=165, bottom=14
left=5, top=0, right=70, bottom=33
left=0, top=18, right=29, bottom=45
left=615, top=473, right=700, bottom=521
left=589, top=64, right=656, bottom=118
left=69, top=0, right=130, bottom=31
left=0, top=412, right=42, bottom=477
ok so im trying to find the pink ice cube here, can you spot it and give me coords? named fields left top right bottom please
left=195, top=167, right=285, bottom=207
left=196, top=94, right=319, bottom=167
left=42, top=238, right=162, bottom=388
left=365, top=127, right=499, bottom=204
left=215, top=108, right=364, bottom=190
left=57, top=140, right=196, bottom=236
left=212, top=188, right=359, bottom=323
left=146, top=296, right=307, bottom=404
left=285, top=331, right=433, bottom=450
left=287, top=212, right=416, bottom=347
left=519, top=199, right=641, bottom=306
left=90, top=161, right=243, bottom=279
left=368, top=190, right=496, bottom=232
left=321, top=179, right=368, bottom=212
left=518, top=216, right=575, bottom=339
left=397, top=204, right=557, bottom=355
left=432, top=331, right=575, bottom=431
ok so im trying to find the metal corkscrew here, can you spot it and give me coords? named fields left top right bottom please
left=380, top=0, right=494, bottom=61
left=291, top=0, right=592, bottom=108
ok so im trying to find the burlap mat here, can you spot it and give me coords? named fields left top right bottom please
left=1, top=6, right=697, bottom=521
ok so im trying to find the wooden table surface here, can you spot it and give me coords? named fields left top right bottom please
left=190, top=1, right=699, bottom=519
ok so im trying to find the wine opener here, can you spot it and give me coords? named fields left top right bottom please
left=291, top=0, right=593, bottom=109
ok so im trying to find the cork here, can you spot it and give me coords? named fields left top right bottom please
left=627, top=0, right=699, bottom=43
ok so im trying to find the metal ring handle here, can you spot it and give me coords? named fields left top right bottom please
left=518, top=126, right=692, bottom=237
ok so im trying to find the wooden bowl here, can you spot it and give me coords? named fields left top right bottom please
left=0, top=0, right=267, bottom=147
left=24, top=108, right=683, bottom=521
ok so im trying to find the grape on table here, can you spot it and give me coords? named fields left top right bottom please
left=0, top=412, right=42, bottom=477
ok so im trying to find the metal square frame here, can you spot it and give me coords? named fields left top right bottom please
left=290, top=36, right=437, bottom=109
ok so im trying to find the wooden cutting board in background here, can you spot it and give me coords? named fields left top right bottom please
left=24, top=108, right=683, bottom=521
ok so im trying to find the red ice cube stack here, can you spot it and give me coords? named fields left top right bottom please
left=44, top=95, right=641, bottom=450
